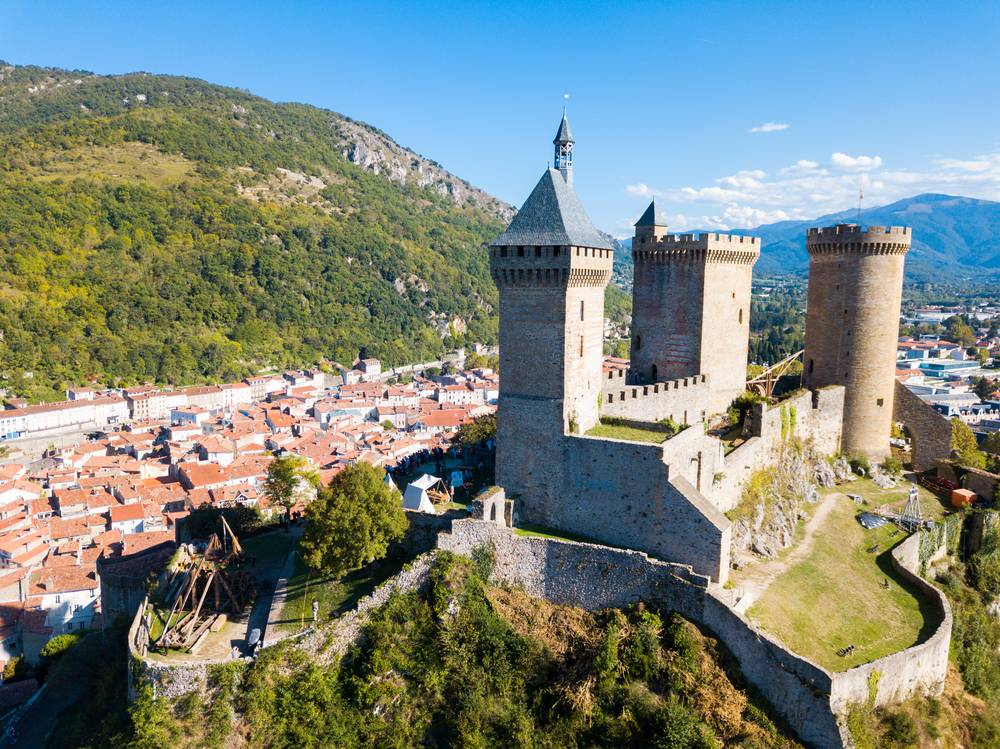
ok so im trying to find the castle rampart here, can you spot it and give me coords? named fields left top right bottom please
left=439, top=517, right=952, bottom=749
left=601, top=370, right=711, bottom=424
left=803, top=224, right=911, bottom=460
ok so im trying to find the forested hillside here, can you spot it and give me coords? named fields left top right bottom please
left=0, top=63, right=509, bottom=401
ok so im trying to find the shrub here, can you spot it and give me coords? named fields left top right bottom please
left=849, top=456, right=872, bottom=476
left=885, top=711, right=918, bottom=746
left=881, top=456, right=903, bottom=475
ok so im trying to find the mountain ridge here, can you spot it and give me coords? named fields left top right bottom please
left=613, top=193, right=1000, bottom=282
left=0, top=63, right=508, bottom=400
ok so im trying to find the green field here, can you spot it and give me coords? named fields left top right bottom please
left=276, top=552, right=406, bottom=634
left=747, top=494, right=941, bottom=671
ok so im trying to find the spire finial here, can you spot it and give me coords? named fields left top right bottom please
left=563, top=92, right=569, bottom=116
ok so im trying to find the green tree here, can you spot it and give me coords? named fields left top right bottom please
left=300, top=462, right=406, bottom=577
left=264, top=454, right=321, bottom=522
left=951, top=417, right=988, bottom=470
left=972, top=376, right=995, bottom=401
left=455, top=412, right=496, bottom=446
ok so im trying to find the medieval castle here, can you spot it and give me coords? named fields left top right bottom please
left=489, top=112, right=915, bottom=583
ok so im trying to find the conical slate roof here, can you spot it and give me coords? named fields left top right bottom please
left=491, top=169, right=611, bottom=249
left=553, top=114, right=573, bottom=144
left=634, top=200, right=670, bottom=228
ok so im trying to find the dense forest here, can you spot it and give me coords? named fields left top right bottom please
left=0, top=64, right=506, bottom=401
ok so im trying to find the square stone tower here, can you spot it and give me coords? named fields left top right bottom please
left=630, top=202, right=760, bottom=415
left=488, top=117, right=612, bottom=520
left=803, top=224, right=911, bottom=459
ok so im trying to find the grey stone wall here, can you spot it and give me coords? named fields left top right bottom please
left=601, top=372, right=711, bottom=425
left=439, top=519, right=952, bottom=749
left=892, top=381, right=953, bottom=472
left=560, top=432, right=731, bottom=582
left=709, top=386, right=844, bottom=512
left=828, top=530, right=952, bottom=712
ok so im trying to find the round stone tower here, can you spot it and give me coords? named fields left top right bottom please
left=802, top=224, right=912, bottom=459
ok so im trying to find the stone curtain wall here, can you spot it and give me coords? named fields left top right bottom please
left=709, top=386, right=845, bottom=512
left=561, top=433, right=731, bottom=582
left=893, top=381, right=953, bottom=471
left=601, top=372, right=711, bottom=425
left=828, top=531, right=952, bottom=712
left=440, top=519, right=952, bottom=749
left=129, top=554, right=437, bottom=701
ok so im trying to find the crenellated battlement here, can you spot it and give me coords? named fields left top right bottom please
left=806, top=224, right=912, bottom=256
left=633, top=232, right=761, bottom=266
left=601, top=371, right=711, bottom=425
left=489, top=244, right=613, bottom=288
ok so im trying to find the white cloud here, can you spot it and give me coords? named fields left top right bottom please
left=831, top=152, right=883, bottom=171
left=779, top=160, right=822, bottom=176
left=622, top=150, right=1000, bottom=231
left=933, top=157, right=992, bottom=172
left=625, top=182, right=656, bottom=197
left=718, top=169, right=767, bottom=189
left=749, top=122, right=790, bottom=133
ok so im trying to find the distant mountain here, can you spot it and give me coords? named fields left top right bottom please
left=751, top=194, right=1000, bottom=279
left=613, top=194, right=1000, bottom=282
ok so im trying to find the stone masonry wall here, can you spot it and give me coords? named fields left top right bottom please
left=803, top=228, right=910, bottom=460
left=828, top=530, right=952, bottom=712
left=560, top=433, right=731, bottom=582
left=892, top=380, right=953, bottom=472
left=601, top=370, right=711, bottom=425
left=440, top=519, right=952, bottom=749
left=709, top=386, right=844, bottom=512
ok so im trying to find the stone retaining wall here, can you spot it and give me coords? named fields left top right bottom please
left=439, top=518, right=952, bottom=749
left=128, top=554, right=437, bottom=700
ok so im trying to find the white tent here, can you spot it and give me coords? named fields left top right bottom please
left=384, top=473, right=400, bottom=495
left=402, top=474, right=444, bottom=514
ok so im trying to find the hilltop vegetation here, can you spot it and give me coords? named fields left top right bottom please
left=0, top=63, right=508, bottom=401
left=119, top=552, right=800, bottom=749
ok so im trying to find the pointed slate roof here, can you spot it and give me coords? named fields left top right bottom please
left=553, top=114, right=573, bottom=144
left=634, top=200, right=670, bottom=228
left=491, top=169, right=612, bottom=249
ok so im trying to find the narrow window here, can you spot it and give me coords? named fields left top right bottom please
left=877, top=398, right=884, bottom=407
left=738, top=308, right=743, bottom=324
left=808, top=359, right=814, bottom=374
left=652, top=364, right=658, bottom=382
left=517, top=247, right=525, bottom=257
left=534, top=247, right=541, bottom=257
left=580, top=300, right=585, bottom=321
left=579, top=336, right=584, bottom=357
left=554, top=247, right=561, bottom=256
left=635, top=334, right=641, bottom=351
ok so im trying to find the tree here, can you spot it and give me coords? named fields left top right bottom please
left=300, top=462, right=407, bottom=577
left=455, top=413, right=496, bottom=446
left=951, top=417, right=988, bottom=470
left=264, top=454, right=321, bottom=522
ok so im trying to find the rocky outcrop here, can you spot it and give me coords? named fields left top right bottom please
left=730, top=444, right=829, bottom=564
left=333, top=118, right=514, bottom=222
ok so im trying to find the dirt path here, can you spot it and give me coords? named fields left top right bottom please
left=733, top=491, right=843, bottom=613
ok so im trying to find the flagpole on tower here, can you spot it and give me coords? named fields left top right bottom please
left=857, top=182, right=864, bottom=225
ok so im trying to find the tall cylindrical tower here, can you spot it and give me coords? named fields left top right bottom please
left=802, top=224, right=911, bottom=459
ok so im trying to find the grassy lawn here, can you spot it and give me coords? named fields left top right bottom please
left=747, top=496, right=941, bottom=671
left=822, top=476, right=952, bottom=520
left=586, top=421, right=671, bottom=444
left=276, top=552, right=407, bottom=634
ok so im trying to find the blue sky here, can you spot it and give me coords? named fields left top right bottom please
left=2, top=0, right=999, bottom=235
